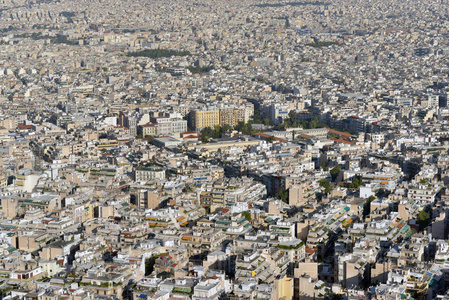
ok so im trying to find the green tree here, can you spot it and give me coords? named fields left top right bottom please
left=145, top=255, right=158, bottom=276
left=242, top=211, right=252, bottom=221
left=417, top=209, right=431, bottom=232
left=330, top=165, right=341, bottom=181
left=234, top=121, right=254, bottom=135
left=331, top=294, right=344, bottom=300
left=275, top=188, right=289, bottom=203
left=319, top=179, right=330, bottom=189
left=252, top=107, right=262, bottom=123
left=288, top=110, right=299, bottom=124
left=309, top=116, right=319, bottom=129
left=320, top=160, right=328, bottom=170
left=363, top=195, right=376, bottom=217
left=200, top=124, right=237, bottom=142
left=319, top=179, right=331, bottom=194
left=200, top=134, right=209, bottom=143
left=299, top=116, right=326, bottom=129
left=274, top=123, right=286, bottom=131
left=263, top=118, right=273, bottom=126
left=349, top=177, right=362, bottom=189
left=267, top=136, right=275, bottom=143
left=127, top=49, right=191, bottom=58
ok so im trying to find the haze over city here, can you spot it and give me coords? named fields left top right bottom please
left=0, top=0, right=449, bottom=299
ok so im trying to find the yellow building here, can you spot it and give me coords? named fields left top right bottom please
left=274, top=275, right=294, bottom=300
left=138, top=123, right=158, bottom=137
left=2, top=197, right=18, bottom=219
left=219, top=108, right=240, bottom=127
left=191, top=109, right=220, bottom=129
left=83, top=201, right=98, bottom=221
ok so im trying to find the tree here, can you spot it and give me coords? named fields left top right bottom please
left=330, top=165, right=341, bottom=181
left=127, top=49, right=191, bottom=58
left=320, top=160, right=328, bottom=170
left=200, top=124, right=244, bottom=142
left=283, top=111, right=301, bottom=128
left=417, top=209, right=431, bottom=232
left=349, top=177, right=362, bottom=189
left=274, top=123, right=286, bottom=131
left=145, top=255, right=158, bottom=276
left=363, top=195, right=376, bottom=217
left=242, top=211, right=252, bottom=221
left=200, top=134, right=209, bottom=143
left=234, top=121, right=254, bottom=135
left=275, top=188, right=289, bottom=203
left=252, top=107, right=262, bottom=123
left=319, top=179, right=331, bottom=194
left=267, top=136, right=275, bottom=143
left=309, top=116, right=320, bottom=129
left=299, top=115, right=326, bottom=129
left=288, top=110, right=298, bottom=122
left=330, top=294, right=344, bottom=300
left=263, top=118, right=273, bottom=126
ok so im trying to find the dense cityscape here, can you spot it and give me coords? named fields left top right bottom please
left=1, top=0, right=449, bottom=299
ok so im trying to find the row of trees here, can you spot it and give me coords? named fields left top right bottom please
left=187, top=65, right=214, bottom=74
left=348, top=177, right=363, bottom=189
left=26, top=32, right=79, bottom=45
left=200, top=124, right=233, bottom=143
left=200, top=121, right=258, bottom=143
left=127, top=49, right=191, bottom=58
left=276, top=112, right=326, bottom=131
left=306, top=41, right=339, bottom=48
left=252, top=107, right=274, bottom=126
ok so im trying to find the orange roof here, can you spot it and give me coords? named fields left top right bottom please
left=305, top=247, right=317, bottom=254
left=141, top=123, right=157, bottom=127
left=255, top=133, right=288, bottom=142
left=326, top=128, right=352, bottom=137
left=18, top=124, right=32, bottom=129
left=299, top=134, right=313, bottom=139
left=333, top=138, right=355, bottom=145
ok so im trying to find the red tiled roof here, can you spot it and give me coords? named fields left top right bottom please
left=18, top=124, right=32, bottom=129
left=299, top=134, right=313, bottom=139
left=255, top=133, right=287, bottom=142
left=305, top=247, right=317, bottom=254
left=333, top=138, right=355, bottom=145
left=326, top=128, right=352, bottom=137
left=141, top=123, right=157, bottom=127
